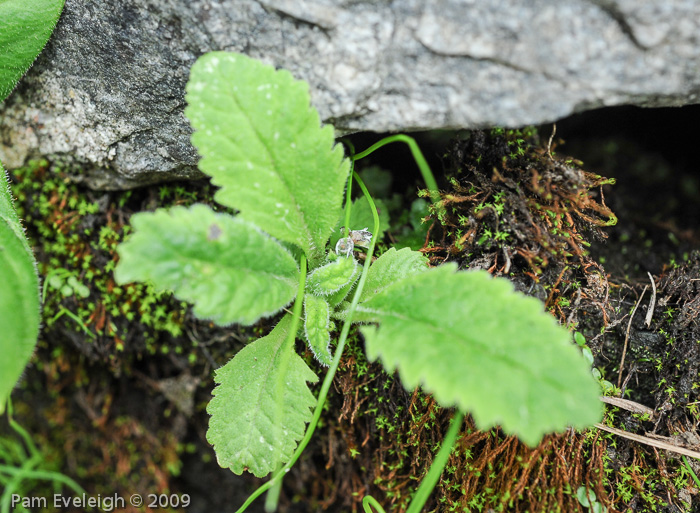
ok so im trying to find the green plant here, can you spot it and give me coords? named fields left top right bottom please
left=576, top=332, right=615, bottom=394
left=0, top=163, right=40, bottom=414
left=115, top=52, right=602, bottom=510
left=0, top=0, right=64, bottom=99
left=681, top=456, right=700, bottom=489
left=0, top=0, right=65, bottom=413
left=0, top=401, right=83, bottom=513
left=576, top=486, right=608, bottom=513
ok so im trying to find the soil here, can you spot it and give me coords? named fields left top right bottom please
left=2, top=105, right=700, bottom=513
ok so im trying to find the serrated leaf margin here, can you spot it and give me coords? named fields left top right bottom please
left=358, top=264, right=602, bottom=446
left=304, top=294, right=332, bottom=366
left=207, top=316, right=318, bottom=477
left=307, top=256, right=359, bottom=297
left=185, top=52, right=350, bottom=262
left=0, top=167, right=40, bottom=413
left=115, top=204, right=300, bottom=326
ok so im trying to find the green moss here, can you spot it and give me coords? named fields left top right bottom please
left=595, top=405, right=694, bottom=512
left=429, top=128, right=616, bottom=276
left=0, top=158, right=269, bottom=505
left=8, top=159, right=211, bottom=358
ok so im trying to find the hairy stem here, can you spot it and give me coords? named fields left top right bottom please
left=355, top=137, right=463, bottom=512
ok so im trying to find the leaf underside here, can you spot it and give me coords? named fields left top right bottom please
left=358, top=264, right=602, bottom=446
left=207, top=316, right=318, bottom=477
left=0, top=167, right=40, bottom=413
left=0, top=0, right=65, bottom=102
left=115, top=204, right=299, bottom=326
left=185, top=52, right=350, bottom=262
left=304, top=294, right=332, bottom=366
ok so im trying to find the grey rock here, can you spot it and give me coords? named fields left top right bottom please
left=1, top=0, right=699, bottom=189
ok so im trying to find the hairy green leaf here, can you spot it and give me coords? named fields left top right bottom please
left=0, top=0, right=65, bottom=102
left=207, top=316, right=318, bottom=477
left=306, top=256, right=358, bottom=297
left=115, top=204, right=299, bottom=326
left=0, top=167, right=40, bottom=413
left=359, top=247, right=428, bottom=303
left=326, top=277, right=357, bottom=307
left=358, top=264, right=602, bottom=446
left=185, top=52, right=350, bottom=262
left=304, top=294, right=332, bottom=366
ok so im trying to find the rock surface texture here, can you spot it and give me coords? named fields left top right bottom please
left=1, top=0, right=699, bottom=189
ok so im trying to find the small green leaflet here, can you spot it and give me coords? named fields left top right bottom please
left=359, top=247, right=428, bottom=303
left=358, top=264, right=602, bottom=446
left=306, top=256, right=358, bottom=296
left=0, top=0, right=65, bottom=102
left=185, top=52, right=350, bottom=263
left=0, top=166, right=40, bottom=413
left=207, top=315, right=318, bottom=477
left=304, top=294, right=332, bottom=366
left=325, top=276, right=358, bottom=307
left=115, top=204, right=299, bottom=326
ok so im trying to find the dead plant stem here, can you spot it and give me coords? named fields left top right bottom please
left=617, top=285, right=648, bottom=388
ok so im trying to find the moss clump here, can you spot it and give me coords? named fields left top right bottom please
left=426, top=128, right=616, bottom=274
left=9, top=159, right=211, bottom=361
left=6, top=159, right=261, bottom=507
